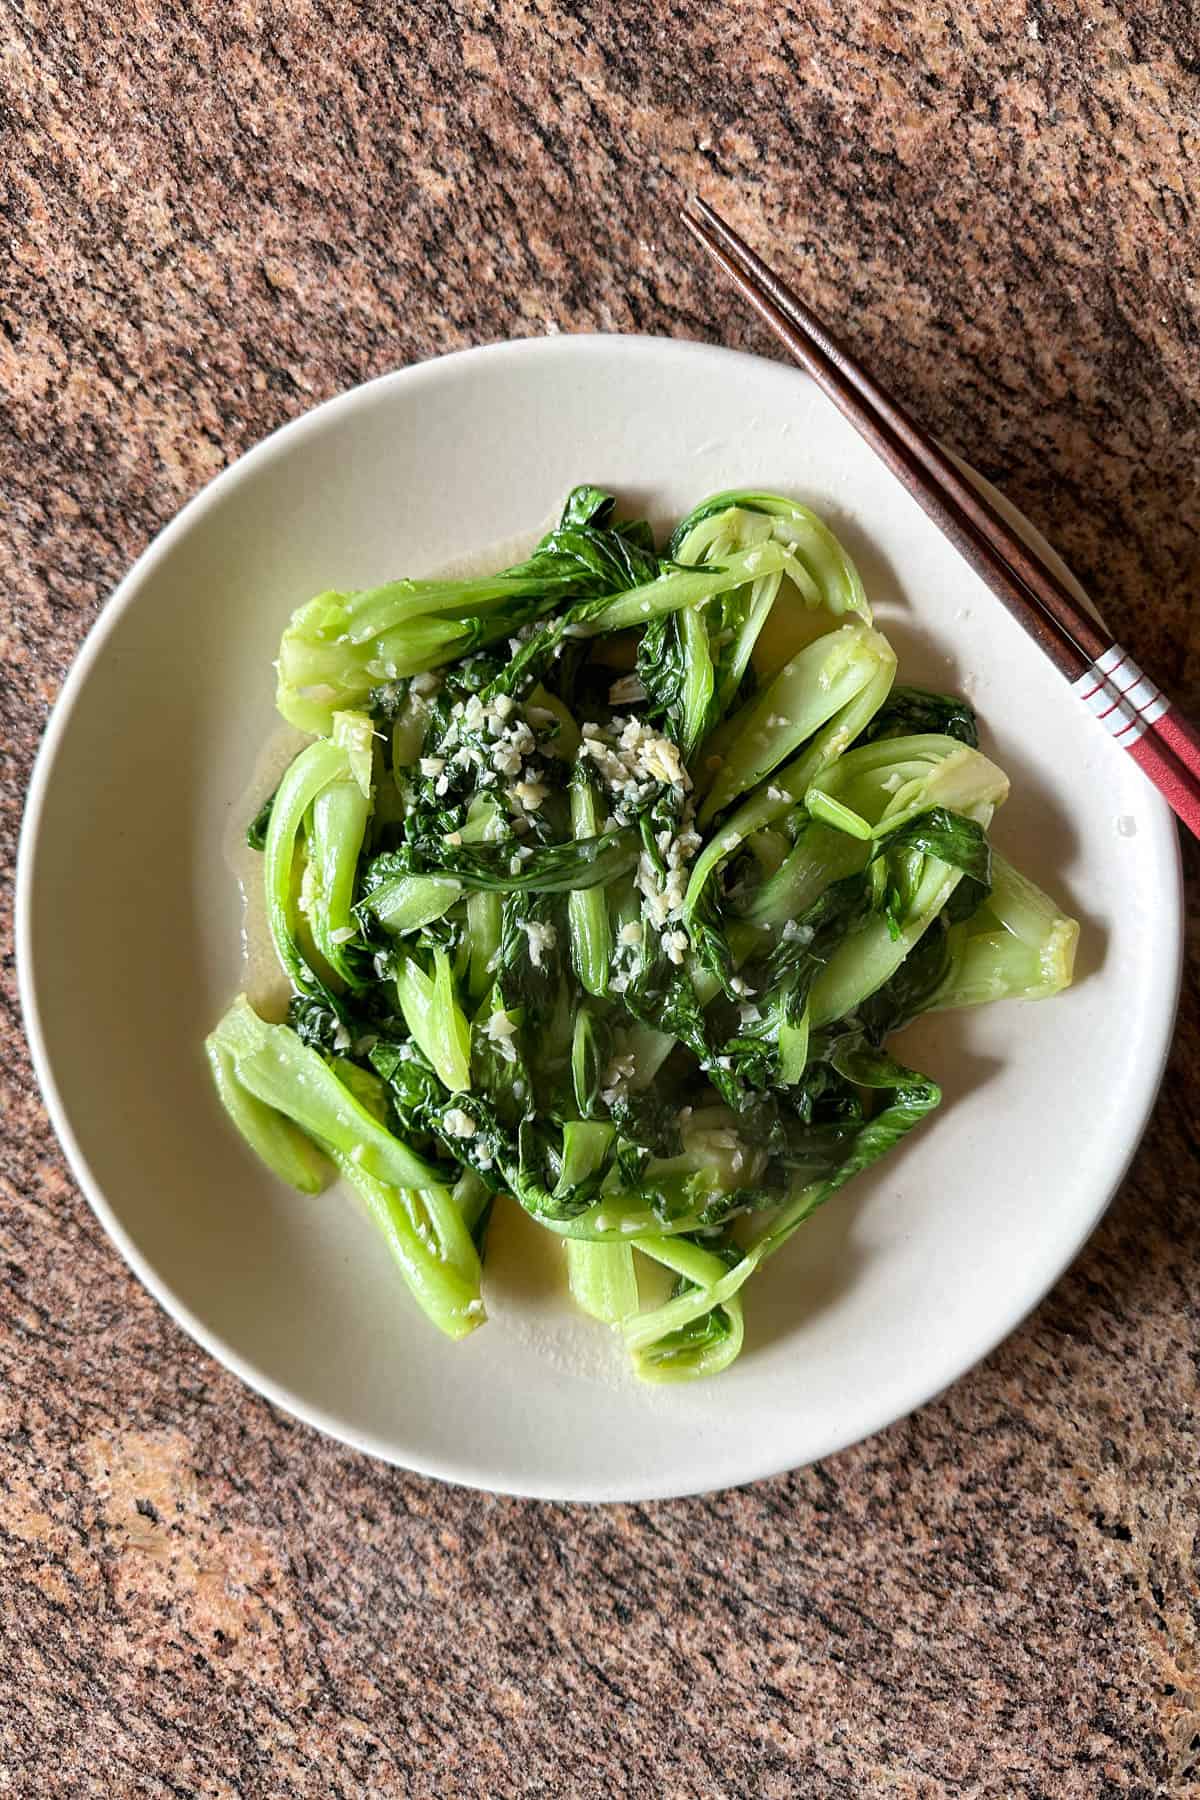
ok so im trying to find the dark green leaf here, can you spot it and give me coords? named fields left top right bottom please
left=858, top=685, right=979, bottom=749
left=636, top=612, right=687, bottom=725
left=364, top=831, right=638, bottom=895
left=874, top=806, right=992, bottom=922
left=558, top=485, right=616, bottom=531
left=245, top=790, right=276, bottom=852
left=287, top=993, right=342, bottom=1052
left=854, top=919, right=954, bottom=1043
left=607, top=1088, right=684, bottom=1159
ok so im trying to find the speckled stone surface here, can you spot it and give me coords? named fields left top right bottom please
left=2, top=3, right=1199, bottom=1793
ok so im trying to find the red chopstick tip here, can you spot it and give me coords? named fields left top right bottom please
left=1126, top=732, right=1200, bottom=838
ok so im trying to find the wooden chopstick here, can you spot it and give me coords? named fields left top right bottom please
left=683, top=197, right=1200, bottom=839
left=689, top=198, right=1200, bottom=778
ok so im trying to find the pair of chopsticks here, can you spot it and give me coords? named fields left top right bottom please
left=683, top=197, right=1200, bottom=840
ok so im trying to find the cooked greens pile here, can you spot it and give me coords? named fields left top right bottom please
left=208, top=487, right=1078, bottom=1381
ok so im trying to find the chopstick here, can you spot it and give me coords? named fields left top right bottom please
left=683, top=196, right=1200, bottom=839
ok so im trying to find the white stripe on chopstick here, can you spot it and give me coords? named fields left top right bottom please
left=1071, top=644, right=1169, bottom=745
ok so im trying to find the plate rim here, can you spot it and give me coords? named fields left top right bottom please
left=15, top=332, right=1185, bottom=1500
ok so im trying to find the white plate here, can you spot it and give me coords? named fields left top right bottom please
left=17, top=335, right=1182, bottom=1501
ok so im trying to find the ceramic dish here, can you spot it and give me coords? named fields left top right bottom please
left=17, top=335, right=1182, bottom=1500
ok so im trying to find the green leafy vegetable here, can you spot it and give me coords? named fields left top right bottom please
left=927, top=850, right=1079, bottom=1008
left=205, top=1035, right=332, bottom=1194
left=565, top=1239, right=639, bottom=1324
left=859, top=684, right=980, bottom=748
left=365, top=831, right=638, bottom=895
left=330, top=1150, right=486, bottom=1340
left=207, top=483, right=1078, bottom=1381
left=276, top=486, right=662, bottom=732
left=211, top=996, right=443, bottom=1190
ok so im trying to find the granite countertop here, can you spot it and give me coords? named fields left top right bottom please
left=2, top=3, right=1198, bottom=1793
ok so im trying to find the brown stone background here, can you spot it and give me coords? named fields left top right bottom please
left=2, top=2, right=1199, bottom=1794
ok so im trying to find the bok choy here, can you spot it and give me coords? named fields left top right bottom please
left=208, top=484, right=1078, bottom=1381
